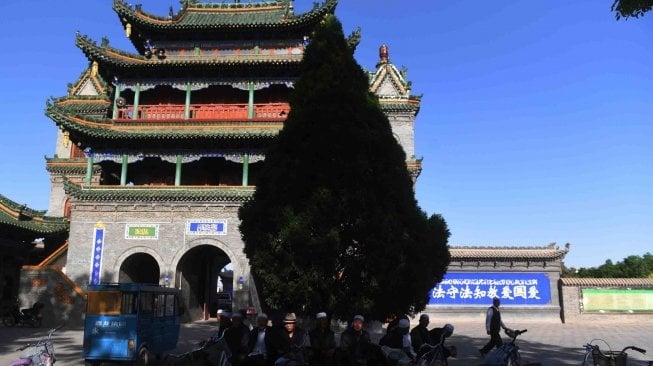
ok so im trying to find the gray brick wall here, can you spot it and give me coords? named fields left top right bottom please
left=65, top=200, right=253, bottom=308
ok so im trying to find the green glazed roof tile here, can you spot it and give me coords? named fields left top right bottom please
left=64, top=178, right=255, bottom=203
left=113, top=0, right=337, bottom=31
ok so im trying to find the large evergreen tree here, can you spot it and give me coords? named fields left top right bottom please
left=239, top=15, right=450, bottom=321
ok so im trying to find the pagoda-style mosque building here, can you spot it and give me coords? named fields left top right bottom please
left=41, top=0, right=422, bottom=319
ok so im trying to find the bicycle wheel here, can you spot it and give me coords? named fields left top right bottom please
left=2, top=315, right=16, bottom=327
left=135, top=347, right=150, bottom=366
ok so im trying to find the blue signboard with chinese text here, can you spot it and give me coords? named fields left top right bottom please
left=428, top=272, right=551, bottom=306
left=186, top=219, right=227, bottom=235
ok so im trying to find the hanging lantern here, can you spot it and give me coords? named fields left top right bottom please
left=125, top=23, right=132, bottom=37
left=91, top=61, right=99, bottom=76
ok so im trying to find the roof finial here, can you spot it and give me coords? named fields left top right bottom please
left=379, top=44, right=389, bottom=64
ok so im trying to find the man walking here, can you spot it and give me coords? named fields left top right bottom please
left=480, top=297, right=510, bottom=358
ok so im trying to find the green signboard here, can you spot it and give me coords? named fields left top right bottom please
left=582, top=288, right=653, bottom=312
left=125, top=224, right=159, bottom=240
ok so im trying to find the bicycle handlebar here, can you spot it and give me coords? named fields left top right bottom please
left=622, top=346, right=647, bottom=355
left=583, top=343, right=647, bottom=357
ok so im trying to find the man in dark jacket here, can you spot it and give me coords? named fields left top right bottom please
left=225, top=312, right=250, bottom=366
left=243, top=313, right=272, bottom=366
left=379, top=318, right=415, bottom=363
left=269, top=313, right=307, bottom=366
left=480, top=297, right=510, bottom=357
left=309, top=312, right=336, bottom=366
left=340, top=315, right=373, bottom=366
left=410, top=314, right=432, bottom=353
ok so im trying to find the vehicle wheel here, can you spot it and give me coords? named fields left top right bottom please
left=2, top=315, right=16, bottom=327
left=135, top=347, right=150, bottom=366
left=31, top=317, right=42, bottom=328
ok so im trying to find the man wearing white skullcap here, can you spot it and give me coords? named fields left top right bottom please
left=380, top=317, right=416, bottom=361
left=309, top=312, right=335, bottom=366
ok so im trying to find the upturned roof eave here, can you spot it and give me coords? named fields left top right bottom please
left=449, top=244, right=571, bottom=262
left=0, top=196, right=69, bottom=235
left=64, top=178, right=256, bottom=203
left=75, top=34, right=302, bottom=75
left=113, top=0, right=337, bottom=39
left=46, top=105, right=282, bottom=142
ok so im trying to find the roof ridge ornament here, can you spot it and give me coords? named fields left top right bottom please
left=346, top=27, right=361, bottom=51
left=376, top=44, right=390, bottom=68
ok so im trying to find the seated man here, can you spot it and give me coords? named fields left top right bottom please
left=339, top=315, right=375, bottom=366
left=224, top=312, right=251, bottom=366
left=379, top=318, right=415, bottom=365
left=243, top=313, right=272, bottom=366
left=410, top=314, right=432, bottom=354
left=269, top=313, right=307, bottom=366
left=309, top=312, right=336, bottom=366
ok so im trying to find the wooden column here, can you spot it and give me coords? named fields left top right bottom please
left=120, top=154, right=128, bottom=186
left=242, top=154, right=249, bottom=186
left=112, top=84, right=122, bottom=119
left=132, top=83, right=141, bottom=120
left=247, top=82, right=254, bottom=119
left=85, top=152, right=93, bottom=186
left=175, top=156, right=182, bottom=186
left=184, top=83, right=191, bottom=119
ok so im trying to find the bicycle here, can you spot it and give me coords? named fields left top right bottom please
left=581, top=339, right=647, bottom=366
left=483, top=328, right=540, bottom=366
left=416, top=323, right=456, bottom=366
left=9, top=324, right=64, bottom=366
left=165, top=335, right=231, bottom=366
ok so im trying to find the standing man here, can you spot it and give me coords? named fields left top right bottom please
left=480, top=297, right=510, bottom=358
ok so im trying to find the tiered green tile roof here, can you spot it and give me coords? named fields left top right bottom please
left=76, top=34, right=303, bottom=77
left=114, top=0, right=337, bottom=33
left=0, top=195, right=69, bottom=235
left=64, top=178, right=255, bottom=202
left=46, top=97, right=282, bottom=148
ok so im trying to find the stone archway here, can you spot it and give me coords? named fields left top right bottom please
left=118, top=253, right=160, bottom=284
left=175, top=245, right=232, bottom=321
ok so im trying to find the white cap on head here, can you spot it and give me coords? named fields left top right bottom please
left=398, top=319, right=410, bottom=328
left=316, top=312, right=327, bottom=319
left=353, top=315, right=364, bottom=322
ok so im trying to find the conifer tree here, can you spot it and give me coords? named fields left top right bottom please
left=239, top=15, right=450, bottom=321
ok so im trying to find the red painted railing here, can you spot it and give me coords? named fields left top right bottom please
left=115, top=103, right=290, bottom=121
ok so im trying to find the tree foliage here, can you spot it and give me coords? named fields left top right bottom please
left=612, top=0, right=653, bottom=19
left=239, top=15, right=450, bottom=321
left=562, top=252, right=653, bottom=278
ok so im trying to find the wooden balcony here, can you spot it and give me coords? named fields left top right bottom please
left=115, top=103, right=290, bottom=122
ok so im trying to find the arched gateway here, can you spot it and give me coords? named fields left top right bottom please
left=118, top=253, right=160, bottom=284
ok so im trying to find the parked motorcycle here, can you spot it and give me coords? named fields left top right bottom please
left=2, top=301, right=44, bottom=327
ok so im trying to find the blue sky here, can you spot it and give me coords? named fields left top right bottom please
left=0, top=1, right=650, bottom=268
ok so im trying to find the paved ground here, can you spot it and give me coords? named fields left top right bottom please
left=1, top=317, right=652, bottom=365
